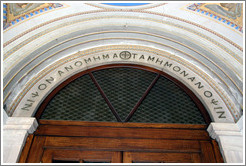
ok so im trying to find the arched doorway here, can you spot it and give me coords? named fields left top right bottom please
left=19, top=64, right=223, bottom=163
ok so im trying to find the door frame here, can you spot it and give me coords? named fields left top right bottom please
left=18, top=64, right=222, bottom=163
left=19, top=120, right=224, bottom=163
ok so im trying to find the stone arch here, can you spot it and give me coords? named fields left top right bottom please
left=8, top=45, right=237, bottom=123
left=3, top=25, right=242, bottom=122
left=3, top=3, right=243, bottom=163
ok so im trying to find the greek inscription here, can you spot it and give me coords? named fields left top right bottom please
left=102, top=54, right=109, bottom=59
left=31, top=92, right=39, bottom=98
left=74, top=61, right=83, bottom=67
left=38, top=84, right=47, bottom=91
left=147, top=56, right=155, bottom=62
left=132, top=53, right=137, bottom=59
left=211, top=99, right=219, bottom=105
left=46, top=77, right=54, bottom=84
left=155, top=58, right=163, bottom=65
left=120, top=51, right=131, bottom=60
left=93, top=56, right=101, bottom=61
left=58, top=70, right=64, bottom=76
left=21, top=104, right=32, bottom=111
left=180, top=70, right=189, bottom=77
left=65, top=65, right=73, bottom=72
left=173, top=66, right=181, bottom=72
left=84, top=58, right=92, bottom=64
left=113, top=53, right=118, bottom=58
left=19, top=52, right=227, bottom=120
left=164, top=61, right=172, bottom=68
left=21, top=99, right=34, bottom=111
left=188, top=77, right=195, bottom=82
left=139, top=55, right=145, bottom=60
left=204, top=91, right=213, bottom=98
left=217, top=111, right=226, bottom=118
left=194, top=82, right=204, bottom=89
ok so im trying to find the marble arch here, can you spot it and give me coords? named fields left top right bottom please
left=2, top=2, right=243, bottom=163
left=10, top=45, right=238, bottom=124
left=3, top=16, right=242, bottom=121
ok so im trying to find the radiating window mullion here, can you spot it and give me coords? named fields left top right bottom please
left=124, top=74, right=160, bottom=122
left=89, top=72, right=122, bottom=122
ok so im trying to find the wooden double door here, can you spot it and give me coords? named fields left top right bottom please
left=41, top=149, right=205, bottom=163
left=19, top=120, right=224, bottom=163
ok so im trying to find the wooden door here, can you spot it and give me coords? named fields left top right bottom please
left=25, top=148, right=213, bottom=163
left=41, top=150, right=201, bottom=163
left=42, top=149, right=122, bottom=163
left=19, top=120, right=224, bottom=163
left=123, top=152, right=201, bottom=163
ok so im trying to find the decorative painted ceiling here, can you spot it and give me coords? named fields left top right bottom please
left=102, top=3, right=150, bottom=6
left=3, top=3, right=63, bottom=29
left=187, top=3, right=243, bottom=33
left=2, top=3, right=244, bottom=123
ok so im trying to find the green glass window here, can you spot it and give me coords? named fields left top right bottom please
left=40, top=67, right=206, bottom=124
left=40, top=74, right=116, bottom=122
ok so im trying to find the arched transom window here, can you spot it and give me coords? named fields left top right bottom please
left=38, top=65, right=210, bottom=124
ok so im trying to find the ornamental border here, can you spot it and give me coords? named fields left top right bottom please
left=186, top=3, right=243, bottom=33
left=3, top=8, right=242, bottom=52
left=3, top=3, right=64, bottom=30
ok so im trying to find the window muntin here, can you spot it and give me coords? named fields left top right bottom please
left=39, top=67, right=206, bottom=124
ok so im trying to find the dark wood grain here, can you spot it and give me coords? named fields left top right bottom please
left=41, top=149, right=53, bottom=163
left=191, top=153, right=201, bottom=163
left=35, top=124, right=210, bottom=140
left=44, top=136, right=201, bottom=152
left=39, top=120, right=208, bottom=129
left=26, top=136, right=46, bottom=163
left=123, top=151, right=200, bottom=163
left=22, top=121, right=223, bottom=163
left=42, top=149, right=120, bottom=163
left=200, top=141, right=216, bottom=163
left=18, top=134, right=34, bottom=163
left=211, top=140, right=224, bottom=163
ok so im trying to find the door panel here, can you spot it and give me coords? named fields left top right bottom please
left=19, top=122, right=223, bottom=163
left=44, top=136, right=200, bottom=152
left=26, top=136, right=46, bottom=163
left=25, top=136, right=221, bottom=163
left=123, top=152, right=201, bottom=163
left=35, top=124, right=210, bottom=140
left=200, top=141, right=216, bottom=162
left=41, top=149, right=203, bottom=163
left=41, top=149, right=122, bottom=163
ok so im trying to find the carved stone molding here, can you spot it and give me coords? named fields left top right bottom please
left=207, top=118, right=243, bottom=163
left=3, top=117, right=38, bottom=163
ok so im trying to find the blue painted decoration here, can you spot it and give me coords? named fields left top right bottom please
left=187, top=3, right=243, bottom=33
left=3, top=3, right=64, bottom=30
left=102, top=3, right=149, bottom=6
